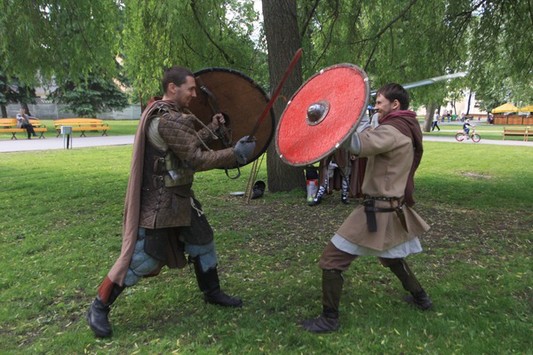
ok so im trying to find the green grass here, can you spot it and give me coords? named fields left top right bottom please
left=0, top=142, right=531, bottom=354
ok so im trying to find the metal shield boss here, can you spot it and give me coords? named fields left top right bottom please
left=188, top=68, right=275, bottom=168
left=276, top=64, right=370, bottom=166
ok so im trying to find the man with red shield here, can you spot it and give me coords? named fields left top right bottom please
left=301, top=83, right=432, bottom=333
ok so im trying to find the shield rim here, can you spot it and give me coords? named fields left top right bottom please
left=275, top=63, right=370, bottom=167
left=192, top=67, right=275, bottom=168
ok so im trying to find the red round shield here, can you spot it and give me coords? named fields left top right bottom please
left=275, top=64, right=370, bottom=166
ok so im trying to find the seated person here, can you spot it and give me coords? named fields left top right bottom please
left=16, top=108, right=37, bottom=139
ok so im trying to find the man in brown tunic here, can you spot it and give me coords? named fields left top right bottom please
left=87, top=66, right=256, bottom=338
left=301, top=83, right=432, bottom=333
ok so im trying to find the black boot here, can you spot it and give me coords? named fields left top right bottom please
left=387, top=259, right=433, bottom=310
left=193, top=258, right=242, bottom=307
left=301, top=269, right=343, bottom=333
left=87, top=282, right=124, bottom=337
left=404, top=290, right=433, bottom=310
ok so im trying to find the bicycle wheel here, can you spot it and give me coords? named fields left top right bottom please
left=471, top=134, right=481, bottom=143
left=455, top=133, right=465, bottom=142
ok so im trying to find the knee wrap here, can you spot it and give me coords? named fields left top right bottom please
left=185, top=241, right=218, bottom=272
left=124, top=229, right=160, bottom=286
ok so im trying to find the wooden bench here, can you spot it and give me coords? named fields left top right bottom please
left=0, top=118, right=48, bottom=139
left=502, top=126, right=530, bottom=142
left=54, top=118, right=110, bottom=137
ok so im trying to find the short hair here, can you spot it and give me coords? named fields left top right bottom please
left=162, top=66, right=194, bottom=93
left=376, top=83, right=410, bottom=110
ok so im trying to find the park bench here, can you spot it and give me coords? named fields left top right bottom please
left=0, top=118, right=48, bottom=139
left=54, top=118, right=110, bottom=137
left=502, top=126, right=530, bottom=142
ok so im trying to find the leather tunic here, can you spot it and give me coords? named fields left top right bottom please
left=138, top=101, right=237, bottom=229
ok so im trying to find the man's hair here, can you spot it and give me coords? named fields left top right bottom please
left=376, top=83, right=410, bottom=110
left=162, top=66, right=194, bottom=92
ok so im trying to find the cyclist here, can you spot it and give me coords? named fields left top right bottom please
left=463, top=118, right=473, bottom=138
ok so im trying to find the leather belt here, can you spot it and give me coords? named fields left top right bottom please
left=363, top=197, right=407, bottom=233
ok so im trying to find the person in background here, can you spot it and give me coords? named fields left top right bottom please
left=86, top=66, right=256, bottom=338
left=16, top=108, right=37, bottom=139
left=431, top=110, right=441, bottom=131
left=309, top=150, right=352, bottom=206
left=463, top=118, right=472, bottom=137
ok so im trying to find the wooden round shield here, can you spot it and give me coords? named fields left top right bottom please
left=275, top=64, right=370, bottom=166
left=188, top=68, right=274, bottom=168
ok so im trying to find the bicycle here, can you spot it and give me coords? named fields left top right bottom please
left=455, top=127, right=481, bottom=143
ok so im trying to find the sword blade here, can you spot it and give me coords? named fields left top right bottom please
left=370, top=72, right=467, bottom=96
left=247, top=48, right=303, bottom=139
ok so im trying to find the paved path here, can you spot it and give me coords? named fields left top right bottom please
left=0, top=135, right=135, bottom=152
left=1, top=133, right=531, bottom=153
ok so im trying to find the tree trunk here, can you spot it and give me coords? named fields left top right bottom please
left=1, top=104, right=7, bottom=118
left=22, top=102, right=31, bottom=116
left=263, top=0, right=305, bottom=192
left=466, top=91, right=472, bottom=115
left=423, top=103, right=437, bottom=132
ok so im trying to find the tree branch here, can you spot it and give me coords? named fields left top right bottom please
left=351, top=0, right=418, bottom=45
left=300, top=0, right=321, bottom=39
left=189, top=0, right=234, bottom=65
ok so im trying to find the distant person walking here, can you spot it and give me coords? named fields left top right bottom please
left=431, top=110, right=440, bottom=132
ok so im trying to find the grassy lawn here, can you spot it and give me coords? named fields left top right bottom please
left=0, top=142, right=531, bottom=353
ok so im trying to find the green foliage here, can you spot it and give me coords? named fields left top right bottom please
left=1, top=0, right=529, bottom=110
left=0, top=142, right=531, bottom=353
left=0, top=0, right=121, bottom=84
left=296, top=0, right=531, bottom=108
left=0, top=70, right=36, bottom=107
left=48, top=75, right=129, bottom=117
left=122, top=0, right=267, bottom=102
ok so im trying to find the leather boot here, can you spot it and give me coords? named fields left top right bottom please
left=87, top=277, right=124, bottom=337
left=404, top=290, right=433, bottom=310
left=301, top=269, right=343, bottom=333
left=193, top=258, right=242, bottom=307
left=387, top=259, right=433, bottom=310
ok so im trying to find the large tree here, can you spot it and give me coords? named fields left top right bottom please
left=262, top=0, right=305, bottom=192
